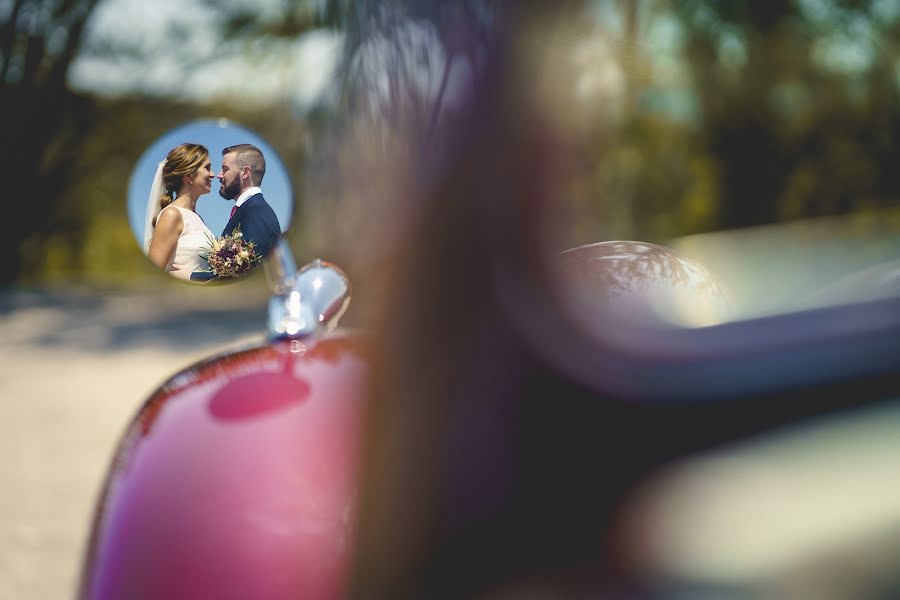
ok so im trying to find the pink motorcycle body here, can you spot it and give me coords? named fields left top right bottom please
left=80, top=333, right=370, bottom=600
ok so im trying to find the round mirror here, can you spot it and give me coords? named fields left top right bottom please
left=126, top=119, right=294, bottom=283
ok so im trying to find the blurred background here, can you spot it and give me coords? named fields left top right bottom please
left=2, top=0, right=900, bottom=598
left=3, top=0, right=898, bottom=288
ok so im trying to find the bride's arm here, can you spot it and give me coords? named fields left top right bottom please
left=147, top=207, right=183, bottom=271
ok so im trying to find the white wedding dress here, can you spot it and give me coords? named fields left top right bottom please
left=164, top=206, right=213, bottom=279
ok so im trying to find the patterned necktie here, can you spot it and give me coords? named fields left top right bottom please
left=230, top=205, right=237, bottom=219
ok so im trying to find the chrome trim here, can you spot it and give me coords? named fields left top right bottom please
left=266, top=240, right=352, bottom=339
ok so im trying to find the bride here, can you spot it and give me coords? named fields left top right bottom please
left=144, top=143, right=216, bottom=281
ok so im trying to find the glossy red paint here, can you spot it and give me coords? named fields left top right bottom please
left=80, top=333, right=371, bottom=600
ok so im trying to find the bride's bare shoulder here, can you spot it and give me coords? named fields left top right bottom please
left=155, top=205, right=184, bottom=233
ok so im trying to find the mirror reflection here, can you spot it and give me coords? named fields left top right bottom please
left=128, top=120, right=294, bottom=283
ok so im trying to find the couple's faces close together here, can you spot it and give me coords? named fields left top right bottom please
left=188, top=152, right=243, bottom=201
left=218, top=151, right=248, bottom=201
left=130, top=121, right=293, bottom=285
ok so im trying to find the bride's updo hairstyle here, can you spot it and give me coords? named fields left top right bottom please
left=153, top=142, right=209, bottom=225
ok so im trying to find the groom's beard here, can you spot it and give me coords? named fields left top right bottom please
left=219, top=178, right=241, bottom=200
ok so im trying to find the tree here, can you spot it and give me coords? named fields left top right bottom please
left=672, top=0, right=900, bottom=229
left=0, top=0, right=101, bottom=282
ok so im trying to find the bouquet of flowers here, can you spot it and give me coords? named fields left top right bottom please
left=199, top=227, right=261, bottom=278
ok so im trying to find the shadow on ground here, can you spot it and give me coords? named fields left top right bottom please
left=0, top=286, right=270, bottom=353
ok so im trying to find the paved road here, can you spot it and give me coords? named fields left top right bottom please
left=0, top=284, right=270, bottom=600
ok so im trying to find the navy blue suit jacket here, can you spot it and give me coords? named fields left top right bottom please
left=221, top=193, right=281, bottom=260
left=190, top=193, right=281, bottom=282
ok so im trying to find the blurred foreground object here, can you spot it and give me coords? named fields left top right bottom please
left=347, top=3, right=900, bottom=599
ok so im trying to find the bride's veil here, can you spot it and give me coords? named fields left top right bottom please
left=143, top=160, right=167, bottom=252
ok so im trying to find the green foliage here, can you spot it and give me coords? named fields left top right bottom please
left=200, top=0, right=354, bottom=38
left=0, top=0, right=102, bottom=282
left=577, top=0, right=900, bottom=243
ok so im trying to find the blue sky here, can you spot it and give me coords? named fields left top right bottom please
left=127, top=119, right=294, bottom=246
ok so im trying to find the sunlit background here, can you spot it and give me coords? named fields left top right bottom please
left=3, top=0, right=900, bottom=598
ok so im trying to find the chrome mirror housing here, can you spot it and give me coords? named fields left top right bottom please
left=266, top=240, right=352, bottom=339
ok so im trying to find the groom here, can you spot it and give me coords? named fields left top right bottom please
left=218, top=143, right=281, bottom=257
left=189, top=143, right=281, bottom=281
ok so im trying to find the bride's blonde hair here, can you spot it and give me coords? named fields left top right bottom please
left=153, top=142, right=209, bottom=226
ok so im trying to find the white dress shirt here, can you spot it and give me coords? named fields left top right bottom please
left=235, top=186, right=262, bottom=208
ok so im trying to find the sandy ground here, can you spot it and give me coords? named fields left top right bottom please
left=0, top=284, right=270, bottom=600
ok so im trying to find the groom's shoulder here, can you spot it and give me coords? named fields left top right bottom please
left=248, top=194, right=277, bottom=217
left=245, top=193, right=271, bottom=209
